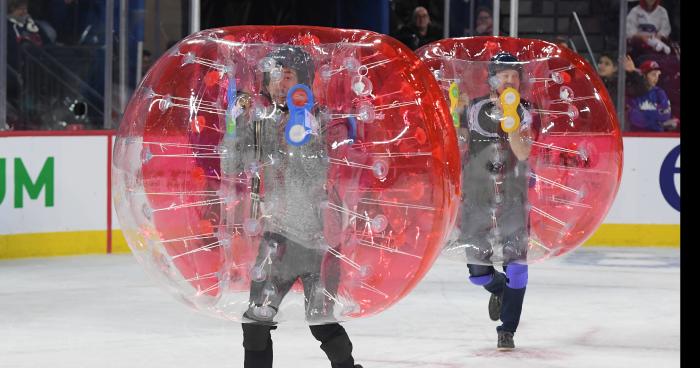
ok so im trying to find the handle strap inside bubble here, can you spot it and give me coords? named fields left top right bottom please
left=285, top=84, right=315, bottom=146
left=225, top=77, right=238, bottom=137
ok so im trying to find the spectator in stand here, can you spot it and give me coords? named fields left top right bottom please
left=7, top=0, right=50, bottom=72
left=474, top=6, right=494, bottom=36
left=31, top=0, right=92, bottom=45
left=141, top=49, right=153, bottom=78
left=554, top=35, right=570, bottom=50
left=627, top=60, right=678, bottom=132
left=626, top=0, right=673, bottom=56
left=597, top=51, right=646, bottom=109
left=394, top=6, right=442, bottom=50
left=7, top=0, right=50, bottom=50
left=6, top=0, right=52, bottom=130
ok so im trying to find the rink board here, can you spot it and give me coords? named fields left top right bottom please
left=0, top=132, right=680, bottom=258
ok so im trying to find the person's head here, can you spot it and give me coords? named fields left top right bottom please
left=263, top=46, right=315, bottom=106
left=639, top=60, right=662, bottom=87
left=488, top=52, right=522, bottom=94
left=413, top=6, right=430, bottom=32
left=554, top=35, right=569, bottom=49
left=8, top=0, right=28, bottom=18
left=597, top=52, right=618, bottom=78
left=641, top=0, right=660, bottom=12
left=475, top=7, right=493, bottom=34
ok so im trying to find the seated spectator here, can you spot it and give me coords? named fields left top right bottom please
left=6, top=0, right=51, bottom=83
left=141, top=49, right=153, bottom=78
left=474, top=6, right=494, bottom=36
left=554, top=35, right=570, bottom=50
left=394, top=6, right=442, bottom=50
left=626, top=0, right=673, bottom=56
left=597, top=52, right=646, bottom=109
left=626, top=60, right=678, bottom=132
left=6, top=0, right=52, bottom=130
left=626, top=0, right=680, bottom=126
left=7, top=0, right=50, bottom=49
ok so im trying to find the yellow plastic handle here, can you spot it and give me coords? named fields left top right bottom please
left=499, top=87, right=521, bottom=133
left=449, top=82, right=460, bottom=127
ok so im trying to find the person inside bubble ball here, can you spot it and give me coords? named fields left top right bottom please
left=457, top=52, right=535, bottom=350
left=219, top=45, right=363, bottom=368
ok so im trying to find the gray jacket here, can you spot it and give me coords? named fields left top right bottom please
left=220, top=101, right=331, bottom=244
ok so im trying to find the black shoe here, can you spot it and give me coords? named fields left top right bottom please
left=497, top=330, right=515, bottom=351
left=332, top=362, right=363, bottom=368
left=488, top=292, right=503, bottom=321
left=333, top=363, right=362, bottom=368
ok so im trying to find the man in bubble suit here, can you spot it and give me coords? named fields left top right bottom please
left=458, top=52, right=534, bottom=350
left=219, top=45, right=362, bottom=368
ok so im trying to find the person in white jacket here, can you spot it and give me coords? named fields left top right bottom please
left=626, top=0, right=673, bottom=55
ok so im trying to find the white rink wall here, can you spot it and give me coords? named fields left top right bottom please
left=0, top=133, right=680, bottom=258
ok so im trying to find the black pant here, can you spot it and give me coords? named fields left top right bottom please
left=242, top=322, right=355, bottom=368
left=468, top=263, right=526, bottom=333
left=243, top=232, right=354, bottom=367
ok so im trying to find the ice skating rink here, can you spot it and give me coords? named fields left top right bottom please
left=0, top=246, right=679, bottom=368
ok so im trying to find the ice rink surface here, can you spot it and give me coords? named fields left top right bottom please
left=0, top=246, right=679, bottom=368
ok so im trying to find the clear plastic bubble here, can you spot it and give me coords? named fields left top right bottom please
left=351, top=75, right=373, bottom=96
left=158, top=95, right=172, bottom=111
left=370, top=214, right=388, bottom=233
left=269, top=67, right=283, bottom=81
left=250, top=266, right=267, bottom=282
left=343, top=57, right=360, bottom=72
left=142, top=203, right=153, bottom=219
left=141, top=147, right=153, bottom=163
left=143, top=87, right=156, bottom=99
left=245, top=162, right=260, bottom=176
left=223, top=63, right=236, bottom=77
left=267, top=241, right=279, bottom=256
left=219, top=237, right=231, bottom=249
left=257, top=57, right=277, bottom=72
left=560, top=86, right=575, bottom=101
left=252, top=103, right=268, bottom=120
left=316, top=106, right=331, bottom=125
left=551, top=71, right=564, bottom=84
left=356, top=102, right=375, bottom=123
left=372, top=159, right=389, bottom=180
left=357, top=65, right=369, bottom=76
left=252, top=305, right=276, bottom=319
left=113, top=28, right=460, bottom=325
left=243, top=218, right=262, bottom=236
left=567, top=104, right=580, bottom=119
left=319, top=64, right=332, bottom=81
left=182, top=52, right=196, bottom=65
left=415, top=37, right=622, bottom=266
left=359, top=265, right=372, bottom=278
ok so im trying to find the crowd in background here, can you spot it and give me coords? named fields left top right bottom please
left=4, top=0, right=681, bottom=133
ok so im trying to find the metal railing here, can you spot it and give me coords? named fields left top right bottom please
left=16, top=43, right=105, bottom=129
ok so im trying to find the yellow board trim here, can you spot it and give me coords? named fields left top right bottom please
left=583, top=224, right=680, bottom=247
left=0, top=230, right=107, bottom=259
left=111, top=230, right=131, bottom=254
left=0, top=224, right=680, bottom=259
